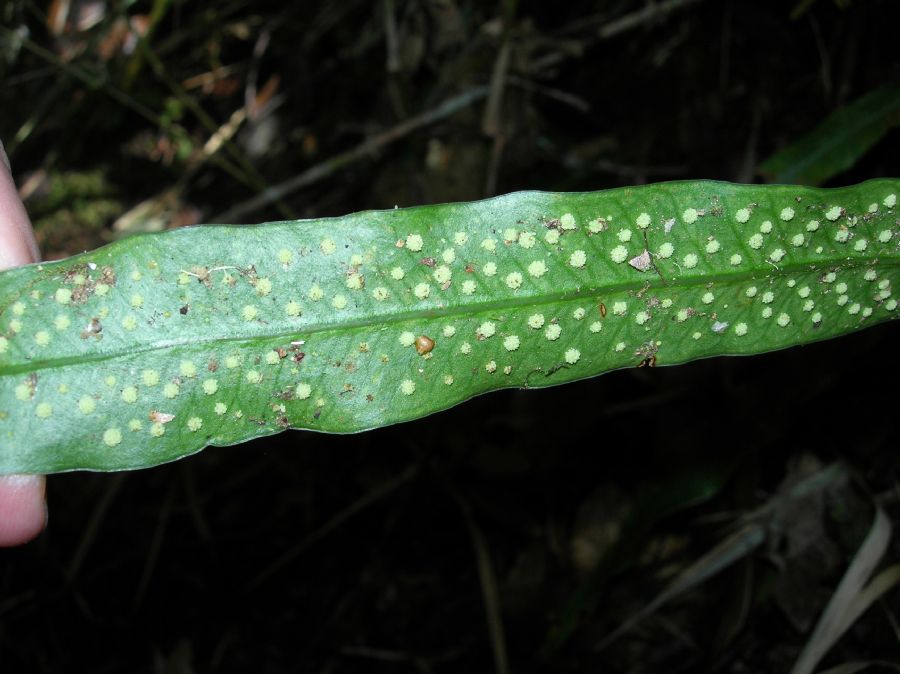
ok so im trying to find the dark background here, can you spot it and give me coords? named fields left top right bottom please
left=1, top=1, right=898, bottom=672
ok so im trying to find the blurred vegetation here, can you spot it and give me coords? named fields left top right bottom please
left=1, top=1, right=898, bottom=673
left=759, top=86, right=900, bottom=185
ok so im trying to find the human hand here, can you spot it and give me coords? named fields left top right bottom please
left=0, top=140, right=47, bottom=546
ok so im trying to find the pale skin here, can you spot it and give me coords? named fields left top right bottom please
left=0, top=141, right=47, bottom=546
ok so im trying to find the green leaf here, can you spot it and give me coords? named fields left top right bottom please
left=1, top=179, right=897, bottom=474
left=759, top=87, right=900, bottom=185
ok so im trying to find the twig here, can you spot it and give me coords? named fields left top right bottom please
left=245, top=26, right=273, bottom=114
left=448, top=485, right=510, bottom=674
left=485, top=134, right=506, bottom=198
left=135, top=37, right=295, bottom=219
left=531, top=0, right=706, bottom=72
left=383, top=0, right=401, bottom=74
left=66, top=473, right=127, bottom=580
left=133, top=480, right=177, bottom=610
left=506, top=75, right=591, bottom=113
left=245, top=463, right=418, bottom=591
left=482, top=2, right=517, bottom=196
left=2, top=27, right=255, bottom=193
left=214, top=86, right=489, bottom=222
left=340, top=646, right=433, bottom=674
left=483, top=38, right=511, bottom=197
left=594, top=523, right=766, bottom=652
left=482, top=41, right=512, bottom=138
left=597, top=0, right=706, bottom=40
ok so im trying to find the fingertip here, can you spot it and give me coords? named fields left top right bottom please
left=0, top=145, right=47, bottom=547
left=0, top=139, right=40, bottom=268
left=0, top=474, right=48, bottom=546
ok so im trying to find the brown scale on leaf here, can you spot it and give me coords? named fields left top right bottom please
left=62, top=263, right=89, bottom=284
left=635, top=341, right=659, bottom=368
left=70, top=285, right=93, bottom=304
left=415, top=335, right=435, bottom=355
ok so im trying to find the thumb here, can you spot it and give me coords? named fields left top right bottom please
left=0, top=139, right=47, bottom=546
left=0, top=139, right=40, bottom=267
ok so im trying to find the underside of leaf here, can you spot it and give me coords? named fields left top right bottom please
left=1, top=179, right=897, bottom=473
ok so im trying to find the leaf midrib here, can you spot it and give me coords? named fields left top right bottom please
left=1, top=256, right=894, bottom=378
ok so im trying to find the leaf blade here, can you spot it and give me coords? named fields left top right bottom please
left=758, top=87, right=900, bottom=185
left=1, top=179, right=898, bottom=473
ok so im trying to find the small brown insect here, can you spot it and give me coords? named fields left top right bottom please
left=599, top=302, right=607, bottom=318
left=420, top=257, right=436, bottom=267
left=415, top=335, right=435, bottom=355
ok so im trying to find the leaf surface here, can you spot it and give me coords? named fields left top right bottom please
left=1, top=179, right=898, bottom=473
